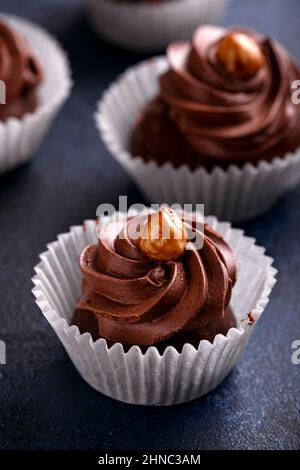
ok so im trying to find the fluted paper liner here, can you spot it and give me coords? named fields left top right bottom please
left=85, top=0, right=229, bottom=51
left=32, top=213, right=277, bottom=405
left=96, top=57, right=300, bottom=222
left=0, top=14, right=72, bottom=174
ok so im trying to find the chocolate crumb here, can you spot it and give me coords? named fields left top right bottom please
left=247, top=312, right=255, bottom=324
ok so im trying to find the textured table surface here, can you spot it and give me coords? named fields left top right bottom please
left=0, top=0, right=299, bottom=451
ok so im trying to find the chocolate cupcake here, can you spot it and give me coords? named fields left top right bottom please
left=33, top=209, right=277, bottom=405
left=72, top=209, right=237, bottom=351
left=0, top=15, right=72, bottom=174
left=0, top=21, right=43, bottom=122
left=85, top=0, right=228, bottom=51
left=132, top=26, right=300, bottom=169
left=97, top=25, right=300, bottom=221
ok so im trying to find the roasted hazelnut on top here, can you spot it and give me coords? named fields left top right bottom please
left=216, top=31, right=265, bottom=79
left=136, top=208, right=187, bottom=261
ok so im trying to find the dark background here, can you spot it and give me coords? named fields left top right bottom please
left=0, top=0, right=299, bottom=450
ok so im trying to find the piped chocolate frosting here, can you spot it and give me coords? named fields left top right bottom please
left=72, top=213, right=237, bottom=348
left=0, top=21, right=43, bottom=122
left=132, top=25, right=300, bottom=169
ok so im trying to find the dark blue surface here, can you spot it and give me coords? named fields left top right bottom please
left=0, top=0, right=299, bottom=450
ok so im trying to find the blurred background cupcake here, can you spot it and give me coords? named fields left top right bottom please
left=85, top=0, right=229, bottom=51
left=0, top=14, right=72, bottom=174
left=97, top=24, right=300, bottom=221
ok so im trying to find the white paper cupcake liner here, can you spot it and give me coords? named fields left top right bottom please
left=32, top=212, right=277, bottom=405
left=0, top=14, right=72, bottom=174
left=85, top=0, right=229, bottom=51
left=96, top=57, right=300, bottom=222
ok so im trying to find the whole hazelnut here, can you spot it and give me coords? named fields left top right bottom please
left=137, top=208, right=187, bottom=262
left=216, top=32, right=265, bottom=79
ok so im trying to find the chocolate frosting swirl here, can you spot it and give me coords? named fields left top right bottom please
left=74, top=214, right=236, bottom=346
left=0, top=21, right=43, bottom=121
left=158, top=25, right=300, bottom=164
